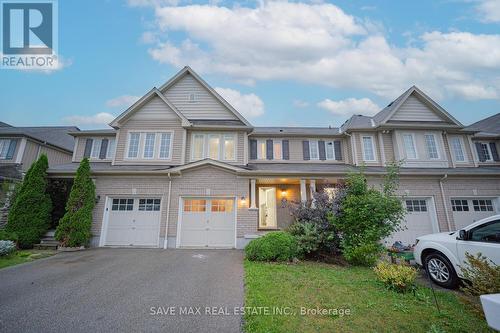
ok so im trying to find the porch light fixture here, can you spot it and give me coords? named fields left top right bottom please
left=240, top=196, right=246, bottom=205
left=281, top=189, right=287, bottom=198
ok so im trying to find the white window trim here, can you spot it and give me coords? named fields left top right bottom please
left=402, top=133, right=418, bottom=160
left=222, top=133, right=236, bottom=161
left=479, top=141, right=494, bottom=162
left=450, top=136, right=467, bottom=163
left=126, top=131, right=174, bottom=161
left=309, top=139, right=320, bottom=160
left=190, top=132, right=237, bottom=162
left=256, top=139, right=266, bottom=160
left=88, top=137, right=116, bottom=160
left=0, top=138, right=12, bottom=160
left=273, top=139, right=282, bottom=160
left=424, top=133, right=440, bottom=160
left=142, top=132, right=156, bottom=159
left=207, top=134, right=221, bottom=160
left=361, top=135, right=376, bottom=162
left=90, top=139, right=101, bottom=159
left=325, top=140, right=336, bottom=160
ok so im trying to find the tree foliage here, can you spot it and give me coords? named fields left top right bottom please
left=6, top=155, right=52, bottom=248
left=332, top=162, right=405, bottom=266
left=55, top=158, right=95, bottom=247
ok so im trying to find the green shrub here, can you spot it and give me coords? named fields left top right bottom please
left=288, top=222, right=323, bottom=256
left=245, top=231, right=299, bottom=262
left=343, top=241, right=383, bottom=266
left=0, top=229, right=18, bottom=243
left=0, top=240, right=16, bottom=256
left=6, top=155, right=52, bottom=248
left=374, top=261, right=417, bottom=293
left=56, top=158, right=96, bottom=247
left=460, top=252, right=500, bottom=316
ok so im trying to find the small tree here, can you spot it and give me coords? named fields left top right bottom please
left=332, top=162, right=405, bottom=266
left=6, top=155, right=52, bottom=248
left=55, top=158, right=95, bottom=247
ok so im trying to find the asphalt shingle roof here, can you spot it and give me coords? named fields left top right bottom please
left=0, top=126, right=79, bottom=151
left=252, top=127, right=340, bottom=136
left=464, top=113, right=500, bottom=137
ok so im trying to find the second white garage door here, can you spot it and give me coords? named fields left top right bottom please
left=451, top=198, right=499, bottom=231
left=385, top=198, right=438, bottom=246
left=178, top=197, right=236, bottom=248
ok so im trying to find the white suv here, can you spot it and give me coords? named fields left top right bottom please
left=414, top=215, right=500, bottom=289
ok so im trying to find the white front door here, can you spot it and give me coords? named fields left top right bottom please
left=179, top=197, right=235, bottom=248
left=259, top=187, right=277, bottom=229
left=104, top=198, right=161, bottom=247
left=385, top=198, right=437, bottom=246
left=451, top=198, right=499, bottom=230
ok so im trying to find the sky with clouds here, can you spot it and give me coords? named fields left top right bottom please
left=1, top=0, right=500, bottom=129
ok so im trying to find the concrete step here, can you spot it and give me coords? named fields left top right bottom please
left=43, top=230, right=56, bottom=237
left=40, top=240, right=59, bottom=245
left=33, top=243, right=58, bottom=250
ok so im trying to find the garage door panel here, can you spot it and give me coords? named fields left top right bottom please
left=452, top=198, right=498, bottom=230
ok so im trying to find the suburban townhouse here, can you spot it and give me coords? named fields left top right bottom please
left=46, top=67, right=500, bottom=249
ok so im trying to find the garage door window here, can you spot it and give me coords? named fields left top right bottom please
left=451, top=200, right=469, bottom=212
left=184, top=199, right=206, bottom=212
left=406, top=200, right=427, bottom=212
left=139, top=199, right=161, bottom=211
left=112, top=198, right=134, bottom=211
left=211, top=199, right=233, bottom=213
left=473, top=200, right=494, bottom=212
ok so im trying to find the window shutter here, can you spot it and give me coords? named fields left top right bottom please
left=5, top=139, right=18, bottom=160
left=282, top=140, right=289, bottom=160
left=250, top=139, right=257, bottom=160
left=84, top=138, right=93, bottom=158
left=475, top=142, right=486, bottom=162
left=266, top=139, right=273, bottom=160
left=302, top=141, right=310, bottom=160
left=490, top=142, right=499, bottom=161
left=318, top=141, right=326, bottom=160
left=99, top=139, right=108, bottom=159
left=334, top=140, right=342, bottom=160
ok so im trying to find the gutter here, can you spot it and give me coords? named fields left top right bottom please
left=163, top=172, right=172, bottom=249
left=439, top=174, right=452, bottom=231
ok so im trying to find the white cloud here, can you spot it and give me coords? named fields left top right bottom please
left=293, top=99, right=310, bottom=108
left=63, top=112, right=116, bottom=127
left=476, top=0, right=500, bottom=23
left=139, top=2, right=500, bottom=101
left=215, top=87, right=265, bottom=118
left=106, top=95, right=140, bottom=108
left=317, top=97, right=380, bottom=116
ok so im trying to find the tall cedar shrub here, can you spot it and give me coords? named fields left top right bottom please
left=332, top=162, right=406, bottom=266
left=55, top=158, right=95, bottom=247
left=6, top=155, right=52, bottom=248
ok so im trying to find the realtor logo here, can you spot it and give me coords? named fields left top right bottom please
left=1, top=0, right=58, bottom=69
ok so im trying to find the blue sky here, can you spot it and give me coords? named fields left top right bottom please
left=1, top=0, right=500, bottom=129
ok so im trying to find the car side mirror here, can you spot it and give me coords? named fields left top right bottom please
left=457, top=229, right=467, bottom=240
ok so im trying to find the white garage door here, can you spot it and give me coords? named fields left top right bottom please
left=385, top=198, right=436, bottom=246
left=104, top=198, right=161, bottom=247
left=451, top=198, right=498, bottom=231
left=179, top=198, right=235, bottom=248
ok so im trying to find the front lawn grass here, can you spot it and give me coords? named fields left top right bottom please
left=0, top=249, right=56, bottom=269
left=244, top=260, right=492, bottom=333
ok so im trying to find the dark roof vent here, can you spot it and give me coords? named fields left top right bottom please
left=279, top=129, right=283, bottom=132
left=387, top=101, right=394, bottom=107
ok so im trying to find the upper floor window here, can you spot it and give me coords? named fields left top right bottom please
left=191, top=132, right=236, bottom=161
left=325, top=141, right=335, bottom=160
left=86, top=137, right=115, bottom=160
left=424, top=134, right=439, bottom=159
left=362, top=136, right=375, bottom=161
left=273, top=140, right=282, bottom=160
left=450, top=137, right=465, bottom=162
left=402, top=134, right=417, bottom=159
left=127, top=131, right=173, bottom=160
left=257, top=140, right=266, bottom=160
left=479, top=143, right=493, bottom=162
left=309, top=140, right=319, bottom=160
left=0, top=139, right=17, bottom=160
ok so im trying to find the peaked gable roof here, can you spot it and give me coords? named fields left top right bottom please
left=109, top=88, right=191, bottom=128
left=373, top=86, right=463, bottom=127
left=158, top=66, right=252, bottom=127
left=167, top=158, right=248, bottom=173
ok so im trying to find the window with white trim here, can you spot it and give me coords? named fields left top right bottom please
left=159, top=133, right=172, bottom=159
left=362, top=136, right=375, bottom=161
left=90, top=138, right=116, bottom=160
left=0, top=139, right=13, bottom=159
left=424, top=134, right=439, bottom=159
left=190, top=133, right=237, bottom=161
left=451, top=199, right=469, bottom=212
left=325, top=141, right=335, bottom=160
left=257, top=140, right=266, bottom=160
left=309, top=140, right=319, bottom=160
left=111, top=198, right=134, bottom=211
left=273, top=140, right=282, bottom=160
left=138, top=198, right=161, bottom=211
left=143, top=133, right=156, bottom=158
left=450, top=137, right=465, bottom=162
left=402, top=134, right=417, bottom=159
left=127, top=133, right=140, bottom=158
left=479, top=143, right=493, bottom=161
left=405, top=199, right=427, bottom=212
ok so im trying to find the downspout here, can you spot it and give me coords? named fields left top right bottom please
left=439, top=174, right=452, bottom=231
left=163, top=172, right=172, bottom=249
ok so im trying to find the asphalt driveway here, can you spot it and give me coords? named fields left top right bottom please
left=0, top=249, right=244, bottom=333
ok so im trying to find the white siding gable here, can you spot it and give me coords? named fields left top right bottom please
left=391, top=94, right=446, bottom=122
left=127, top=96, right=180, bottom=122
left=164, top=74, right=239, bottom=120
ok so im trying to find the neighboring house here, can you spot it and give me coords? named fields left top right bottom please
left=465, top=113, right=500, bottom=165
left=0, top=122, right=78, bottom=181
left=47, top=67, right=500, bottom=249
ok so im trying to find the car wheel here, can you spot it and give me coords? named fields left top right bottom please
left=424, top=252, right=459, bottom=289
